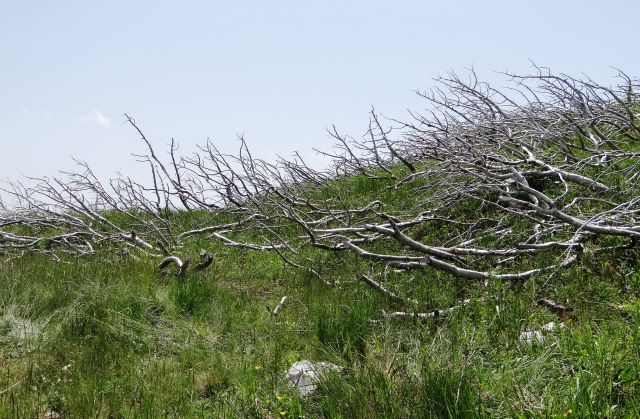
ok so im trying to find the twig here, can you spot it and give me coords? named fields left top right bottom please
left=536, top=298, right=573, bottom=314
left=373, top=298, right=479, bottom=323
left=272, top=296, right=288, bottom=315
left=358, top=274, right=418, bottom=305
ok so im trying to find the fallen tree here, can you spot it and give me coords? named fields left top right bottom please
left=2, top=67, right=639, bottom=297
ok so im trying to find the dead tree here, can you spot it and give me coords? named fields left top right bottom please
left=1, top=68, right=639, bottom=299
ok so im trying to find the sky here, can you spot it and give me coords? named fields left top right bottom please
left=1, top=0, right=638, bottom=184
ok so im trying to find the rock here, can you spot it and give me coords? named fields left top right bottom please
left=42, top=410, right=61, bottom=419
left=519, top=322, right=566, bottom=343
left=542, top=321, right=565, bottom=332
left=519, top=330, right=545, bottom=344
left=284, top=360, right=342, bottom=396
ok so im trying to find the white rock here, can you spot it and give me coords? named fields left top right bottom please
left=542, top=321, right=565, bottom=332
left=285, top=360, right=342, bottom=396
left=519, top=330, right=545, bottom=344
left=520, top=322, right=566, bottom=344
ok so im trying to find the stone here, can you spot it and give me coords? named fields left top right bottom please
left=519, top=330, right=545, bottom=344
left=519, top=322, right=566, bottom=343
left=542, top=321, right=565, bottom=332
left=284, top=360, right=342, bottom=396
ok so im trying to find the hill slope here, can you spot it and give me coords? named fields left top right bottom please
left=2, top=69, right=640, bottom=417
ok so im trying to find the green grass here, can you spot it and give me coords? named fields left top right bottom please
left=1, top=243, right=639, bottom=417
left=3, top=173, right=640, bottom=417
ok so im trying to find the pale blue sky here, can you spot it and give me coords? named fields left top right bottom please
left=1, top=0, right=638, bottom=182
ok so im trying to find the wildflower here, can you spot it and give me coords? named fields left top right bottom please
left=279, top=411, right=287, bottom=417
left=566, top=408, right=573, bottom=416
left=254, top=364, right=262, bottom=371
left=277, top=395, right=286, bottom=402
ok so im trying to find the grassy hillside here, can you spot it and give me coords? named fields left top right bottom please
left=2, top=70, right=640, bottom=417
left=1, top=173, right=640, bottom=418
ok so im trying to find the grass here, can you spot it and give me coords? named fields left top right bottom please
left=2, top=174, right=640, bottom=417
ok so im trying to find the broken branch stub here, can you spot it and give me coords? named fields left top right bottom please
left=195, top=249, right=214, bottom=271
left=157, top=255, right=190, bottom=276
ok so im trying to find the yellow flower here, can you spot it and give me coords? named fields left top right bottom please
left=277, top=395, right=286, bottom=402
left=254, top=365, right=262, bottom=371
left=279, top=411, right=287, bottom=417
left=566, top=408, right=573, bottom=416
